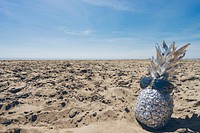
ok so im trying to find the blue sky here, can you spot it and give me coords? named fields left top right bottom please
left=0, top=0, right=200, bottom=59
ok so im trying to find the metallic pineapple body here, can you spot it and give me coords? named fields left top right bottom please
left=134, top=41, right=190, bottom=129
left=135, top=88, right=173, bottom=129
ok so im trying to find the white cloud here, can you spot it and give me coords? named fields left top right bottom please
left=57, top=26, right=94, bottom=36
left=82, top=0, right=138, bottom=12
left=63, top=29, right=93, bottom=36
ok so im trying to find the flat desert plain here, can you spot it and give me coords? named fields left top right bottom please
left=0, top=60, right=200, bottom=133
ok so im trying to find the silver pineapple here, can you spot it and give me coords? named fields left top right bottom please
left=134, top=41, right=190, bottom=129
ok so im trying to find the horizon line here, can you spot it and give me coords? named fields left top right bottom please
left=0, top=57, right=199, bottom=61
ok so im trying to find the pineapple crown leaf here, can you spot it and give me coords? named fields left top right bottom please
left=148, top=41, right=190, bottom=79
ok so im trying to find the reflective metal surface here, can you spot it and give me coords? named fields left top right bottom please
left=134, top=88, right=173, bottom=129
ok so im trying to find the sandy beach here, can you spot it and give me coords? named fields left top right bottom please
left=0, top=60, right=200, bottom=133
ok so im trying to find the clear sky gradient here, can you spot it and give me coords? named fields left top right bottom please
left=0, top=0, right=200, bottom=59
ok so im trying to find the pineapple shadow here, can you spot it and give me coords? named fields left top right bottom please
left=138, top=113, right=200, bottom=132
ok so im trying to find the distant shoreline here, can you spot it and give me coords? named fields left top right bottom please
left=0, top=58, right=199, bottom=61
